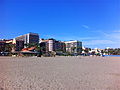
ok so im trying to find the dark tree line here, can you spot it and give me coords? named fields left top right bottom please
left=105, top=48, right=120, bottom=55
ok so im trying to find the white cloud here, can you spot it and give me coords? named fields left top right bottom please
left=82, top=25, right=89, bottom=29
left=83, top=31, right=120, bottom=48
left=83, top=40, right=115, bottom=46
left=104, top=32, right=120, bottom=40
left=113, top=30, right=120, bottom=32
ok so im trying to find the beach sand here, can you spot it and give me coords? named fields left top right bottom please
left=0, top=56, right=120, bottom=90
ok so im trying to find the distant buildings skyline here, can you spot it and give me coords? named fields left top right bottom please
left=0, top=32, right=83, bottom=54
left=0, top=32, right=116, bottom=49
left=1, top=32, right=120, bottom=56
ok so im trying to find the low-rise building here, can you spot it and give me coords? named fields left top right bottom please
left=13, top=39, right=24, bottom=51
left=0, top=39, right=24, bottom=52
left=0, top=41, right=6, bottom=52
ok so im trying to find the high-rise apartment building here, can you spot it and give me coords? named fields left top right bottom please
left=40, top=38, right=66, bottom=53
left=15, top=33, right=39, bottom=45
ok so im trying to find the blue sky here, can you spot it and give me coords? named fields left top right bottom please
left=0, top=0, right=120, bottom=48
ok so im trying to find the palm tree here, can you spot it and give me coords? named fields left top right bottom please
left=35, top=44, right=41, bottom=52
left=10, top=44, right=16, bottom=52
left=84, top=48, right=89, bottom=54
left=35, top=44, right=42, bottom=57
left=40, top=46, right=46, bottom=54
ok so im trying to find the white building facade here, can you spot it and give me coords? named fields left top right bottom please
left=65, top=40, right=82, bottom=54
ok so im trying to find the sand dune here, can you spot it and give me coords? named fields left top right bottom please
left=0, top=56, right=120, bottom=90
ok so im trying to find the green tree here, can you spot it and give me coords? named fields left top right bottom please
left=5, top=44, right=16, bottom=52
left=71, top=47, right=76, bottom=53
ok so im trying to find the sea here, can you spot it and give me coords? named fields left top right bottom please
left=104, top=55, right=120, bottom=57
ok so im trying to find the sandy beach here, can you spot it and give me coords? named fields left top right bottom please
left=0, top=56, right=120, bottom=90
